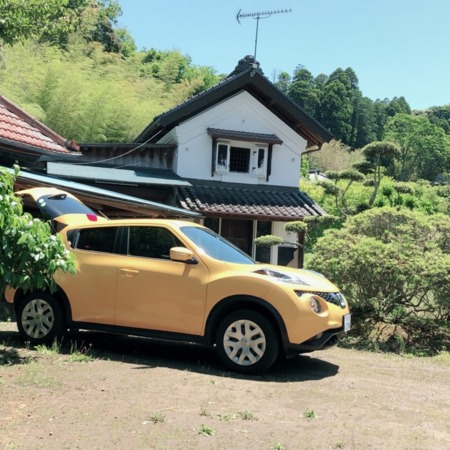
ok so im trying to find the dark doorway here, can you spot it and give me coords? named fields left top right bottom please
left=221, top=219, right=253, bottom=254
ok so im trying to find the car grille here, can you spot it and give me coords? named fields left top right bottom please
left=299, top=291, right=346, bottom=309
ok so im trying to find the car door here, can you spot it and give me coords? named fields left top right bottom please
left=114, top=225, right=209, bottom=335
left=58, top=226, right=120, bottom=324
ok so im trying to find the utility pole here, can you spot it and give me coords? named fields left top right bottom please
left=236, top=8, right=292, bottom=60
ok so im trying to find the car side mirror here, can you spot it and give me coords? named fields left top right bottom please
left=170, top=247, right=197, bottom=264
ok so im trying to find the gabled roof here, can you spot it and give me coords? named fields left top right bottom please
left=177, top=179, right=326, bottom=220
left=0, top=95, right=80, bottom=158
left=135, top=56, right=333, bottom=148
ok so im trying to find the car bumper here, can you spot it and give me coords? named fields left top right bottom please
left=285, top=320, right=348, bottom=356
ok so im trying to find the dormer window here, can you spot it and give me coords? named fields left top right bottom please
left=208, top=128, right=283, bottom=180
left=215, top=141, right=267, bottom=177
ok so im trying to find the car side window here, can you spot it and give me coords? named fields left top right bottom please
left=74, top=227, right=119, bottom=253
left=129, top=226, right=182, bottom=259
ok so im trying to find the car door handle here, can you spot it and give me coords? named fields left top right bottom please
left=120, top=268, right=140, bottom=276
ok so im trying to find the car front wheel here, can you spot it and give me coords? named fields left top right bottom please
left=216, top=309, right=280, bottom=374
left=17, top=293, right=65, bottom=345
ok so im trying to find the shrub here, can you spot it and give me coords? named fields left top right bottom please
left=308, top=207, right=450, bottom=354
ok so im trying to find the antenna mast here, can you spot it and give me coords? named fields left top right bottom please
left=236, top=8, right=292, bottom=60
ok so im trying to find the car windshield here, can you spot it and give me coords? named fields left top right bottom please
left=181, top=226, right=255, bottom=264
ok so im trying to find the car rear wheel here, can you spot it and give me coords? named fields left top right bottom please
left=17, top=293, right=65, bottom=345
left=216, top=309, right=280, bottom=374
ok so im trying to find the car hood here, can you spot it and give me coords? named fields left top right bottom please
left=226, top=262, right=339, bottom=291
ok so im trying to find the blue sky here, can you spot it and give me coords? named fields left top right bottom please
left=118, top=0, right=450, bottom=110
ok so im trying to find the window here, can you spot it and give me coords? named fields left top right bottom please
left=74, top=227, right=119, bottom=253
left=229, top=146, right=250, bottom=173
left=215, top=141, right=267, bottom=178
left=128, top=226, right=182, bottom=259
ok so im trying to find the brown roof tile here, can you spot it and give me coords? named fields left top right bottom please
left=0, top=96, right=77, bottom=154
left=177, top=180, right=326, bottom=220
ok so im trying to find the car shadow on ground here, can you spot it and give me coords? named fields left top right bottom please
left=0, top=327, right=340, bottom=382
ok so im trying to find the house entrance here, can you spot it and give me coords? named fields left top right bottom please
left=220, top=219, right=253, bottom=254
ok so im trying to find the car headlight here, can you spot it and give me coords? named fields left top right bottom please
left=308, top=296, right=322, bottom=313
left=295, top=292, right=323, bottom=314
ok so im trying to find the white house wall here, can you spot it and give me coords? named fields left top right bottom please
left=159, top=91, right=307, bottom=188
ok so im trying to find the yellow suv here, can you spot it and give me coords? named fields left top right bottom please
left=4, top=191, right=351, bottom=374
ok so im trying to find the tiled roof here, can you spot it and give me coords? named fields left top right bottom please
left=177, top=180, right=326, bottom=220
left=0, top=95, right=77, bottom=154
left=134, top=56, right=333, bottom=148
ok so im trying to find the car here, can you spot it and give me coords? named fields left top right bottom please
left=16, top=186, right=106, bottom=230
left=3, top=188, right=351, bottom=374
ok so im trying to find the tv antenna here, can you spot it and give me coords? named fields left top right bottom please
left=236, top=8, right=292, bottom=60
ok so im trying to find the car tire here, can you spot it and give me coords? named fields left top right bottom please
left=17, top=293, right=65, bottom=345
left=216, top=309, right=280, bottom=374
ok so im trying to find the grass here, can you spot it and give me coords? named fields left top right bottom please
left=218, top=412, right=233, bottom=422
left=270, top=444, right=284, bottom=450
left=238, top=410, right=257, bottom=421
left=303, top=409, right=317, bottom=420
left=197, top=424, right=214, bottom=436
left=35, top=339, right=61, bottom=355
left=148, top=411, right=166, bottom=424
left=67, top=341, right=94, bottom=362
left=35, top=339, right=94, bottom=362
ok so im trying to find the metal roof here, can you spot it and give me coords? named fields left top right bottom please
left=9, top=169, right=201, bottom=218
left=47, top=162, right=192, bottom=187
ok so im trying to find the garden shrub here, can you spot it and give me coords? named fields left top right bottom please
left=307, top=207, right=450, bottom=354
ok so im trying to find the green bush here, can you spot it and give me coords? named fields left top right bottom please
left=0, top=167, right=76, bottom=302
left=308, top=207, right=450, bottom=354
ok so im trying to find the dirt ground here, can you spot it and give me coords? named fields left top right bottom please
left=1, top=320, right=449, bottom=450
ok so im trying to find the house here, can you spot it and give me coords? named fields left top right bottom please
left=0, top=95, right=199, bottom=219
left=2, top=55, right=333, bottom=266
left=132, top=55, right=333, bottom=266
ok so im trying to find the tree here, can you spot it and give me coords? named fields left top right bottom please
left=385, top=96, right=411, bottom=117
left=318, top=68, right=362, bottom=144
left=357, top=141, right=401, bottom=207
left=287, top=66, right=319, bottom=116
left=384, top=113, right=450, bottom=181
left=0, top=0, right=83, bottom=46
left=308, top=207, right=450, bottom=354
left=425, top=105, right=450, bottom=134
left=319, top=169, right=366, bottom=215
left=0, top=167, right=75, bottom=301
left=274, top=71, right=291, bottom=93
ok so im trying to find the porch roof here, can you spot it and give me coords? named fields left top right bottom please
left=176, top=180, right=326, bottom=221
left=10, top=169, right=200, bottom=218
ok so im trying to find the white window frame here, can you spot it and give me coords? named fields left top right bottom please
left=215, top=141, right=230, bottom=174
left=251, top=145, right=268, bottom=178
left=214, top=140, right=268, bottom=178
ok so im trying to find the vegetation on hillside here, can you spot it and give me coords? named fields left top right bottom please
left=0, top=0, right=222, bottom=142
